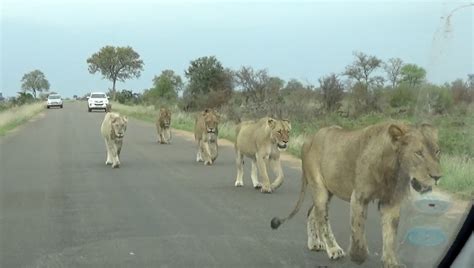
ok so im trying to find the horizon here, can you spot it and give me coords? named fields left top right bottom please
left=1, top=0, right=473, bottom=98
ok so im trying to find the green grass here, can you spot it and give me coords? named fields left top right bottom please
left=439, top=155, right=474, bottom=199
left=112, top=102, right=473, bottom=199
left=0, top=102, right=45, bottom=136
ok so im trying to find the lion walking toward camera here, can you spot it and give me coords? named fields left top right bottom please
left=156, top=107, right=172, bottom=144
left=100, top=112, right=128, bottom=168
left=234, top=117, right=291, bottom=193
left=271, top=122, right=442, bottom=268
left=194, top=109, right=219, bottom=165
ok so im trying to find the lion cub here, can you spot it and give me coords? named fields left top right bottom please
left=156, top=107, right=172, bottom=144
left=100, top=112, right=128, bottom=168
left=234, top=117, right=291, bottom=193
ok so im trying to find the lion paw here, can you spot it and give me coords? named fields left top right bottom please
left=105, top=161, right=112, bottom=165
left=327, top=246, right=345, bottom=260
left=112, top=162, right=120, bottom=168
left=260, top=185, right=273, bottom=193
left=382, top=257, right=405, bottom=268
left=253, top=182, right=262, bottom=189
left=235, top=181, right=243, bottom=187
left=204, top=160, right=213, bottom=165
left=349, top=244, right=368, bottom=264
left=308, top=238, right=325, bottom=251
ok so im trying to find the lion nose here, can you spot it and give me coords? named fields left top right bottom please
left=430, top=174, right=442, bottom=182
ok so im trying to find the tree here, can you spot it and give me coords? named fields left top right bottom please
left=87, top=46, right=144, bottom=100
left=450, top=78, right=472, bottom=104
left=319, top=74, right=344, bottom=112
left=344, top=51, right=383, bottom=89
left=146, top=70, right=183, bottom=102
left=183, top=56, right=233, bottom=109
left=384, top=58, right=404, bottom=88
left=400, top=64, right=426, bottom=87
left=21, top=70, right=50, bottom=98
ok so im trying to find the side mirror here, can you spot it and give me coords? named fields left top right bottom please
left=86, top=96, right=90, bottom=99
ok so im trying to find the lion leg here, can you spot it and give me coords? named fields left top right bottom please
left=156, top=126, right=161, bottom=143
left=269, top=158, right=284, bottom=190
left=349, top=191, right=369, bottom=264
left=105, top=139, right=113, bottom=165
left=256, top=152, right=272, bottom=193
left=160, top=132, right=166, bottom=144
left=250, top=159, right=261, bottom=189
left=196, top=142, right=203, bottom=162
left=110, top=143, right=120, bottom=168
left=380, top=201, right=403, bottom=268
left=116, top=139, right=123, bottom=157
left=307, top=205, right=325, bottom=251
left=308, top=172, right=345, bottom=260
left=203, top=142, right=213, bottom=165
left=234, top=151, right=244, bottom=187
left=166, top=128, right=172, bottom=144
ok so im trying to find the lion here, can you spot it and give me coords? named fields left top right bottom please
left=271, top=122, right=442, bottom=268
left=100, top=112, right=128, bottom=168
left=234, top=117, right=291, bottom=193
left=156, top=107, right=172, bottom=144
left=194, top=109, right=219, bottom=165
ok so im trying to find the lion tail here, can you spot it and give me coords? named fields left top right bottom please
left=270, top=172, right=307, bottom=229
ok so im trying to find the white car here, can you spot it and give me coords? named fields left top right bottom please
left=87, top=92, right=109, bottom=112
left=46, top=94, right=63, bottom=109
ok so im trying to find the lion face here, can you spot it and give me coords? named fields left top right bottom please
left=160, top=108, right=172, bottom=128
left=390, top=124, right=442, bottom=194
left=112, top=115, right=128, bottom=139
left=268, top=118, right=291, bottom=151
left=203, top=109, right=219, bottom=134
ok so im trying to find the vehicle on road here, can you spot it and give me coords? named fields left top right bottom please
left=46, top=94, right=63, bottom=109
left=87, top=92, right=109, bottom=112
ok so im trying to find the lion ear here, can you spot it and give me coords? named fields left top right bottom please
left=267, top=118, right=276, bottom=129
left=122, top=116, right=128, bottom=123
left=388, top=124, right=405, bottom=142
left=420, top=123, right=438, bottom=141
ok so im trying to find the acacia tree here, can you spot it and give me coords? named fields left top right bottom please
left=145, top=70, right=183, bottom=102
left=21, top=70, right=50, bottom=98
left=184, top=56, right=233, bottom=109
left=344, top=51, right=384, bottom=90
left=384, top=58, right=404, bottom=88
left=400, top=64, right=426, bottom=87
left=319, top=74, right=344, bottom=112
left=87, top=46, right=144, bottom=100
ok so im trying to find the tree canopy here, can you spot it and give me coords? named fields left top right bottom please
left=87, top=46, right=144, bottom=100
left=148, top=70, right=183, bottom=102
left=400, top=64, right=426, bottom=87
left=21, top=70, right=50, bottom=98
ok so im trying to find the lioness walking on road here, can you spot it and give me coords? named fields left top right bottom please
left=156, top=107, right=172, bottom=144
left=100, top=112, right=128, bottom=168
left=234, top=117, right=291, bottom=193
left=194, top=109, right=219, bottom=165
left=271, top=122, right=442, bottom=268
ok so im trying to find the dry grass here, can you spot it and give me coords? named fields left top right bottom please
left=0, top=102, right=45, bottom=136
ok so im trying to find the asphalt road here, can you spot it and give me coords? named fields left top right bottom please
left=0, top=103, right=464, bottom=268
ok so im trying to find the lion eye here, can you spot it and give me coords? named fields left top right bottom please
left=415, top=151, right=423, bottom=157
left=435, top=149, right=441, bottom=157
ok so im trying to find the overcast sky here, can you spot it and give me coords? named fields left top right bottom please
left=1, top=0, right=473, bottom=97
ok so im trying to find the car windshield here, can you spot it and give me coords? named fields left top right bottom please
left=91, top=94, right=106, bottom=98
left=0, top=1, right=472, bottom=268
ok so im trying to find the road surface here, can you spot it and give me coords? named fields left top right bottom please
left=0, top=103, right=464, bottom=267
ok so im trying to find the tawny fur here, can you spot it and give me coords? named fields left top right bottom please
left=194, top=109, right=219, bottom=165
left=272, top=122, right=442, bottom=268
left=234, top=117, right=291, bottom=193
left=100, top=112, right=128, bottom=168
left=156, top=107, right=172, bottom=144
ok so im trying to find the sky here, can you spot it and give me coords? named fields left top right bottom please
left=1, top=0, right=473, bottom=98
